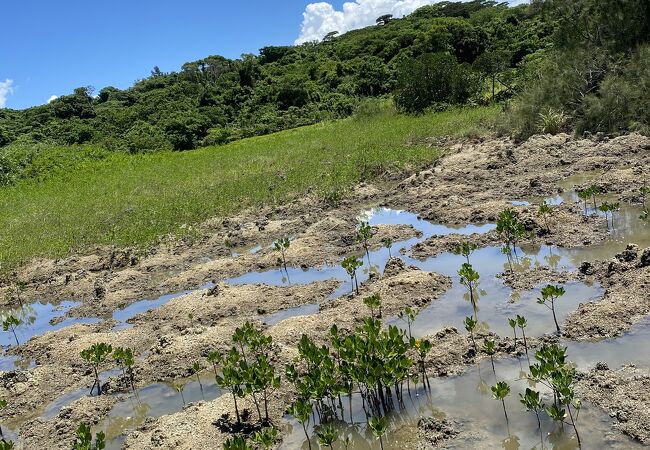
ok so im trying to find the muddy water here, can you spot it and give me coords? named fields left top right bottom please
left=97, top=372, right=222, bottom=450
left=0, top=301, right=100, bottom=348
left=281, top=357, right=642, bottom=449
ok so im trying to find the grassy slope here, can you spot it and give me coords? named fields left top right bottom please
left=0, top=106, right=497, bottom=269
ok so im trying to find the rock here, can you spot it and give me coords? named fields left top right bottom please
left=579, top=261, right=595, bottom=275
left=418, top=416, right=461, bottom=446
left=616, top=244, right=638, bottom=263
left=596, top=362, right=610, bottom=371
left=383, top=257, right=407, bottom=277
left=640, top=247, right=650, bottom=267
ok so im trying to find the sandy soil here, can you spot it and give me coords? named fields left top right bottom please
left=1, top=133, right=649, bottom=449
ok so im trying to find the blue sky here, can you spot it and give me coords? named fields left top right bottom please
left=0, top=0, right=524, bottom=110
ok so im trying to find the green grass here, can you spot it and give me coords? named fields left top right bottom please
left=0, top=106, right=497, bottom=270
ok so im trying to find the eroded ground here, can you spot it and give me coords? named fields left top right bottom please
left=1, top=133, right=649, bottom=449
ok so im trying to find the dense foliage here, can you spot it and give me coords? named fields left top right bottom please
left=0, top=0, right=548, bottom=163
left=506, top=0, right=650, bottom=138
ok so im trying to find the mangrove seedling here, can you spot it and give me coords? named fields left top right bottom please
left=316, top=422, right=338, bottom=449
left=341, top=256, right=363, bottom=295
left=382, top=237, right=393, bottom=258
left=496, top=208, right=526, bottom=260
left=356, top=221, right=373, bottom=260
left=414, top=338, right=433, bottom=390
left=599, top=202, right=620, bottom=230
left=80, top=343, right=113, bottom=396
left=252, top=426, right=279, bottom=449
left=369, top=416, right=388, bottom=450
left=222, top=435, right=252, bottom=450
left=491, top=381, right=510, bottom=421
left=538, top=202, right=552, bottom=233
left=0, top=440, right=13, bottom=450
left=588, top=185, right=600, bottom=211
left=464, top=316, right=477, bottom=349
left=536, top=284, right=565, bottom=334
left=577, top=189, right=590, bottom=216
left=288, top=399, right=313, bottom=450
left=72, top=423, right=106, bottom=450
left=529, top=344, right=582, bottom=446
left=458, top=263, right=480, bottom=311
left=483, top=338, right=497, bottom=378
left=191, top=361, right=205, bottom=399
left=112, top=347, right=136, bottom=394
left=274, top=237, right=290, bottom=271
left=519, top=388, right=544, bottom=429
left=454, top=242, right=478, bottom=265
left=174, top=383, right=186, bottom=406
left=507, top=317, right=518, bottom=350
left=363, top=293, right=382, bottom=318
left=398, top=307, right=417, bottom=340
left=2, top=316, right=21, bottom=346
left=516, top=315, right=529, bottom=356
left=207, top=350, right=220, bottom=377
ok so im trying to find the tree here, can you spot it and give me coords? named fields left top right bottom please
left=473, top=50, right=510, bottom=101
left=376, top=14, right=393, bottom=25
left=394, top=53, right=479, bottom=113
left=323, top=31, right=339, bottom=42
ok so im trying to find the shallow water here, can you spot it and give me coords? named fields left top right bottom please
left=97, top=372, right=222, bottom=450
left=281, top=357, right=641, bottom=449
left=0, top=301, right=100, bottom=349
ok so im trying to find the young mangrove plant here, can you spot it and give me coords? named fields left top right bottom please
left=341, top=256, right=362, bottom=295
left=356, top=221, right=373, bottom=261
left=520, top=387, right=544, bottom=429
left=222, top=435, right=252, bottom=450
left=641, top=181, right=650, bottom=209
left=363, top=293, right=382, bottom=319
left=496, top=208, right=526, bottom=256
left=316, top=422, right=338, bottom=449
left=80, top=343, right=113, bottom=396
left=588, top=185, right=600, bottom=211
left=454, top=241, right=478, bottom=265
left=288, top=399, right=313, bottom=450
left=598, top=201, right=620, bottom=230
left=72, top=423, right=106, bottom=450
left=483, top=338, right=497, bottom=378
left=2, top=316, right=21, bottom=346
left=112, top=347, right=136, bottom=394
left=369, top=416, right=388, bottom=450
left=536, top=284, right=566, bottom=334
left=191, top=361, right=205, bottom=399
left=398, top=307, right=417, bottom=340
left=507, top=318, right=518, bottom=350
left=458, top=263, right=480, bottom=314
left=464, top=316, right=478, bottom=350
left=538, top=202, right=552, bottom=233
left=0, top=440, right=13, bottom=450
left=252, top=426, right=279, bottom=449
left=174, top=383, right=186, bottom=406
left=413, top=338, right=433, bottom=391
left=382, top=237, right=393, bottom=258
left=491, top=381, right=510, bottom=421
left=516, top=315, right=529, bottom=356
left=577, top=189, right=590, bottom=216
left=528, top=344, right=582, bottom=446
left=216, top=322, right=279, bottom=425
left=274, top=237, right=290, bottom=271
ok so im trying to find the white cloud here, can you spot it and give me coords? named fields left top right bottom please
left=295, top=0, right=527, bottom=44
left=47, top=95, right=59, bottom=104
left=0, top=79, right=13, bottom=108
